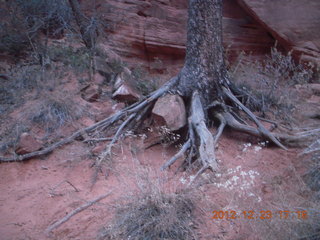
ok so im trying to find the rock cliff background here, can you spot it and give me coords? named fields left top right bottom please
left=80, top=0, right=319, bottom=69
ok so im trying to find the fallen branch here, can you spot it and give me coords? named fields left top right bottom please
left=45, top=191, right=112, bottom=235
left=83, top=138, right=113, bottom=143
left=223, top=86, right=287, bottom=150
left=0, top=78, right=178, bottom=163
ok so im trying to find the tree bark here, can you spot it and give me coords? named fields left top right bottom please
left=177, top=0, right=229, bottom=106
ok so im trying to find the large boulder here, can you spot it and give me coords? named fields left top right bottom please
left=152, top=94, right=186, bottom=131
left=81, top=84, right=101, bottom=102
left=237, top=0, right=320, bottom=65
left=82, top=0, right=275, bottom=68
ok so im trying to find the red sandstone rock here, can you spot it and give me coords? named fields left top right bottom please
left=152, top=94, right=186, bottom=131
left=16, top=133, right=42, bottom=155
left=82, top=0, right=275, bottom=68
left=308, top=84, right=320, bottom=95
left=112, top=83, right=140, bottom=103
left=237, top=0, right=320, bottom=64
left=112, top=71, right=141, bottom=103
left=81, top=84, right=101, bottom=102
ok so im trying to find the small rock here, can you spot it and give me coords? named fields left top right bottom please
left=80, top=117, right=95, bottom=127
left=16, top=133, right=42, bottom=155
left=152, top=94, right=186, bottom=131
left=112, top=82, right=140, bottom=103
left=91, top=144, right=105, bottom=155
left=81, top=84, right=101, bottom=102
left=94, top=56, right=113, bottom=78
left=307, top=95, right=320, bottom=104
left=93, top=73, right=105, bottom=85
left=307, top=83, right=320, bottom=95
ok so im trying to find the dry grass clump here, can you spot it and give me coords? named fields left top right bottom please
left=303, top=142, right=320, bottom=193
left=29, top=97, right=80, bottom=134
left=240, top=171, right=320, bottom=240
left=99, top=170, right=198, bottom=240
left=230, top=45, right=315, bottom=123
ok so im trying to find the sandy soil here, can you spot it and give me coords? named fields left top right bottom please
left=0, top=126, right=312, bottom=240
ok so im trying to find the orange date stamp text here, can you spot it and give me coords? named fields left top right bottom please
left=211, top=210, right=308, bottom=220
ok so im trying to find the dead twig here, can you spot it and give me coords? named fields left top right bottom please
left=45, top=191, right=112, bottom=235
left=83, top=138, right=113, bottom=143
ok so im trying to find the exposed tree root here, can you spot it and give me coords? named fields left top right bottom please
left=222, top=86, right=287, bottom=150
left=1, top=74, right=311, bottom=183
left=0, top=78, right=178, bottom=163
left=161, top=139, right=191, bottom=171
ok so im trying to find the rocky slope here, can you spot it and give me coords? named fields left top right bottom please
left=82, top=0, right=275, bottom=70
left=82, top=0, right=319, bottom=70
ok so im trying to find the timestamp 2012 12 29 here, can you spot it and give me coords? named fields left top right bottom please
left=211, top=210, right=308, bottom=220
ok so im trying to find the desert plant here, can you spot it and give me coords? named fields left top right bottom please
left=131, top=66, right=160, bottom=96
left=30, top=98, right=77, bottom=134
left=0, top=0, right=72, bottom=56
left=48, top=45, right=90, bottom=71
left=230, top=46, right=314, bottom=123
left=0, top=12, right=30, bottom=55
left=264, top=47, right=314, bottom=85
left=99, top=171, right=197, bottom=240
left=14, top=0, right=72, bottom=37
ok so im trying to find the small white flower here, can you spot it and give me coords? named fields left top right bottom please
left=254, top=146, right=262, bottom=152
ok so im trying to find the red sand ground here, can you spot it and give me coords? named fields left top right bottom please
left=0, top=69, right=318, bottom=240
left=0, top=127, right=309, bottom=239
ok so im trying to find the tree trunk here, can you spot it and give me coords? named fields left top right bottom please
left=177, top=0, right=229, bottom=106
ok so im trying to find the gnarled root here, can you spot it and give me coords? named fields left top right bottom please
left=223, top=86, right=287, bottom=150
left=0, top=77, right=178, bottom=163
left=161, top=91, right=226, bottom=184
left=2, top=76, right=310, bottom=186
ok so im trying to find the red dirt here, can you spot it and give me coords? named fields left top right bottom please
left=0, top=125, right=310, bottom=239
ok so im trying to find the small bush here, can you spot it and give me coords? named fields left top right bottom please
left=230, top=46, right=315, bottom=122
left=0, top=15, right=30, bottom=55
left=0, top=0, right=72, bottom=55
left=264, top=47, right=314, bottom=85
left=303, top=138, right=320, bottom=192
left=99, top=172, right=197, bottom=240
left=15, top=0, right=72, bottom=37
left=30, top=98, right=76, bottom=133
left=131, top=66, right=159, bottom=95
left=48, top=45, right=90, bottom=71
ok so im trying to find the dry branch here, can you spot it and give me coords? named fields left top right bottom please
left=45, top=191, right=112, bottom=234
left=223, top=86, right=287, bottom=150
left=0, top=79, right=178, bottom=163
